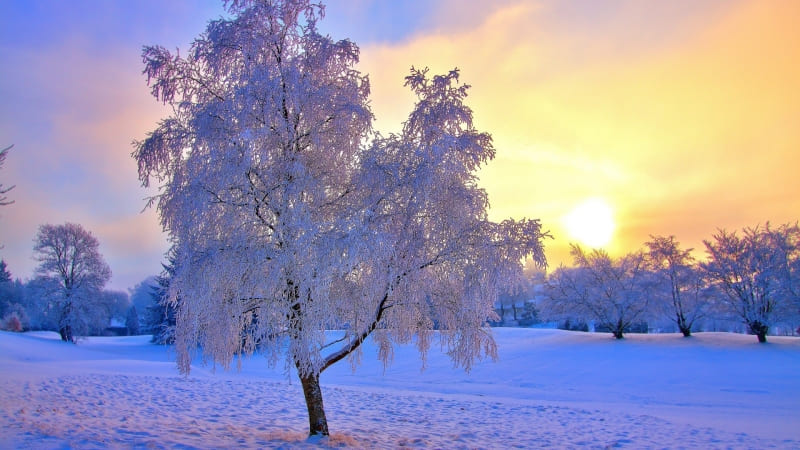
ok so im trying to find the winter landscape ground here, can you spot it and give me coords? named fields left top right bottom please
left=1, top=328, right=799, bottom=449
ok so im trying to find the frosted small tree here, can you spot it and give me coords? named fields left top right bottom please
left=134, top=0, right=547, bottom=437
left=544, top=245, right=651, bottom=339
left=32, top=223, right=111, bottom=342
left=129, top=276, right=158, bottom=315
left=148, top=249, right=178, bottom=344
left=0, top=260, right=10, bottom=283
left=0, top=260, right=27, bottom=330
left=125, top=306, right=140, bottom=335
left=645, top=235, right=711, bottom=337
left=702, top=222, right=800, bottom=343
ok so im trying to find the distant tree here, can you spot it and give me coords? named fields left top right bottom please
left=0, top=262, right=27, bottom=331
left=645, top=235, right=712, bottom=337
left=0, top=145, right=14, bottom=206
left=0, top=260, right=11, bottom=283
left=100, top=289, right=131, bottom=324
left=519, top=301, right=539, bottom=326
left=148, top=249, right=177, bottom=344
left=497, top=289, right=528, bottom=324
left=125, top=306, right=140, bottom=336
left=32, top=223, right=111, bottom=342
left=702, top=222, right=800, bottom=343
left=0, top=279, right=24, bottom=319
left=133, top=0, right=547, bottom=437
left=18, top=281, right=51, bottom=331
left=129, top=276, right=158, bottom=315
left=544, top=245, right=652, bottom=339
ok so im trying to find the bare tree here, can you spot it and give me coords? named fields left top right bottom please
left=544, top=245, right=651, bottom=339
left=0, top=145, right=14, bottom=206
left=645, top=235, right=711, bottom=337
left=32, top=223, right=111, bottom=342
left=702, top=222, right=800, bottom=343
left=134, top=0, right=547, bottom=436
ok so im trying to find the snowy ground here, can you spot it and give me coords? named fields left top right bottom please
left=1, top=329, right=799, bottom=449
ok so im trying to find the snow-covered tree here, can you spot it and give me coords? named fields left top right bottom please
left=0, top=261, right=27, bottom=330
left=129, top=276, right=158, bottom=313
left=134, top=0, right=547, bottom=437
left=0, top=260, right=10, bottom=283
left=544, top=245, right=651, bottom=339
left=147, top=248, right=178, bottom=344
left=125, top=306, right=140, bottom=336
left=0, top=145, right=14, bottom=207
left=32, top=223, right=111, bottom=342
left=645, top=235, right=711, bottom=337
left=102, top=290, right=131, bottom=323
left=702, top=222, right=800, bottom=343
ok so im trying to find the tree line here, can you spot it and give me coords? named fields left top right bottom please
left=530, top=223, right=799, bottom=342
left=0, top=223, right=168, bottom=341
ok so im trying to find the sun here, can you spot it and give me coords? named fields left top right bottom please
left=563, top=198, right=615, bottom=248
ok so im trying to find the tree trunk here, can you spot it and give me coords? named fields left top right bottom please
left=612, top=320, right=625, bottom=339
left=60, top=300, right=75, bottom=343
left=748, top=321, right=768, bottom=343
left=298, top=371, right=329, bottom=437
left=59, top=324, right=73, bottom=343
left=677, top=313, right=691, bottom=337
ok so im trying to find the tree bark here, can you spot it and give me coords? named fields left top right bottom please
left=677, top=313, right=691, bottom=337
left=748, top=321, right=768, bottom=343
left=59, top=324, right=73, bottom=343
left=60, top=300, right=74, bottom=343
left=612, top=320, right=625, bottom=339
left=298, top=370, right=329, bottom=437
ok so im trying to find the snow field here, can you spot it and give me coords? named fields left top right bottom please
left=1, top=329, right=799, bottom=448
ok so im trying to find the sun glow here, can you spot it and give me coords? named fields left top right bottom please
left=563, top=198, right=615, bottom=249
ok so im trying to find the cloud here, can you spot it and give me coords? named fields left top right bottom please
left=0, top=25, right=173, bottom=289
left=355, top=0, right=800, bottom=266
left=3, top=0, right=796, bottom=284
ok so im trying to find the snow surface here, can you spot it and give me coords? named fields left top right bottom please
left=1, top=328, right=799, bottom=448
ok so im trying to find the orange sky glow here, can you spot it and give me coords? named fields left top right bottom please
left=1, top=0, right=798, bottom=288
left=355, top=0, right=800, bottom=268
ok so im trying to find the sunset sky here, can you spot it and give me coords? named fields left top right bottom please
left=1, top=0, right=798, bottom=291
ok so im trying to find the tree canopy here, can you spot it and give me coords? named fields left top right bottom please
left=702, top=222, right=800, bottom=343
left=134, top=0, right=547, bottom=436
left=32, top=222, right=111, bottom=342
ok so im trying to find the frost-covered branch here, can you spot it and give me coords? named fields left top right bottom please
left=0, top=144, right=16, bottom=206
left=133, top=0, right=547, bottom=437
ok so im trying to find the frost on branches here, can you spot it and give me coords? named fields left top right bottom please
left=702, top=222, right=800, bottom=343
left=32, top=223, right=112, bottom=343
left=0, top=144, right=14, bottom=206
left=543, top=245, right=651, bottom=339
left=645, top=235, right=712, bottom=337
left=133, top=0, right=547, bottom=437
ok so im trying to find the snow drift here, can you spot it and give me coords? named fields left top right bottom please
left=1, top=328, right=799, bottom=448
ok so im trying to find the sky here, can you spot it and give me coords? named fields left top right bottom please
left=1, top=0, right=798, bottom=291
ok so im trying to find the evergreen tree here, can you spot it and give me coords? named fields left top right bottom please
left=125, top=306, right=140, bottom=336
left=0, top=260, right=11, bottom=283
left=148, top=250, right=177, bottom=345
